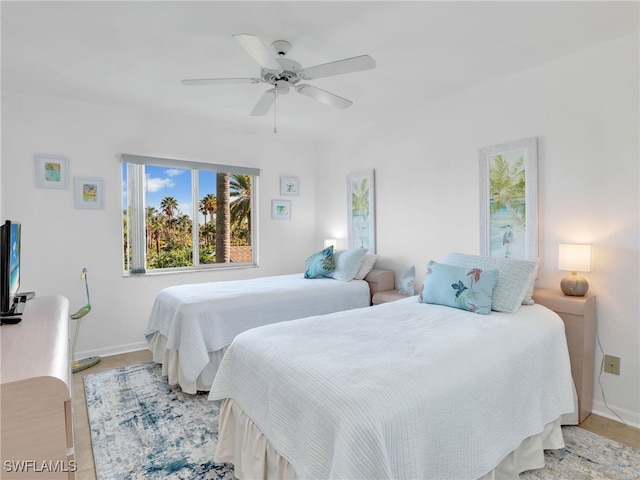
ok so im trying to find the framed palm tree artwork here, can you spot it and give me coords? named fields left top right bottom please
left=479, top=137, right=538, bottom=261
left=347, top=169, right=376, bottom=253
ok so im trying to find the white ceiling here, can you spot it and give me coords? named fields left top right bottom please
left=2, top=1, right=638, bottom=139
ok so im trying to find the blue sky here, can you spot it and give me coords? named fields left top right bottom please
left=122, top=165, right=218, bottom=223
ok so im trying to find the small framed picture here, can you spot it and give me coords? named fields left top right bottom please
left=35, top=154, right=69, bottom=189
left=75, top=177, right=105, bottom=209
left=280, top=176, right=299, bottom=196
left=271, top=199, right=291, bottom=220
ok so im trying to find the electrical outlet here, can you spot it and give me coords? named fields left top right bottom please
left=604, top=355, right=620, bottom=375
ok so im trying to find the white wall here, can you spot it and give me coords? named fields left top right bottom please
left=2, top=32, right=637, bottom=427
left=1, top=93, right=322, bottom=356
left=315, top=34, right=640, bottom=426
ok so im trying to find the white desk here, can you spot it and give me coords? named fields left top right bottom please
left=1, top=295, right=75, bottom=479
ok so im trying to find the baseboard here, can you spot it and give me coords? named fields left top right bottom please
left=592, top=400, right=640, bottom=429
left=74, top=341, right=148, bottom=360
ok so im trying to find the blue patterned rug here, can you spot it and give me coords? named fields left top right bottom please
left=85, top=363, right=640, bottom=480
left=84, top=362, right=233, bottom=479
left=520, top=426, right=640, bottom=479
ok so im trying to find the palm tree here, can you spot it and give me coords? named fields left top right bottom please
left=175, top=213, right=192, bottom=233
left=145, top=206, right=163, bottom=255
left=200, top=221, right=216, bottom=249
left=489, top=155, right=526, bottom=226
left=230, top=174, right=251, bottom=245
left=160, top=196, right=178, bottom=224
left=199, top=198, right=209, bottom=225
left=352, top=178, right=370, bottom=220
left=160, top=196, right=180, bottom=248
left=200, top=193, right=217, bottom=225
left=216, top=173, right=230, bottom=263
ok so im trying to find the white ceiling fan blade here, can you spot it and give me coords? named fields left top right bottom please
left=250, top=89, right=277, bottom=116
left=296, top=84, right=353, bottom=109
left=233, top=34, right=282, bottom=72
left=301, top=55, right=375, bottom=80
left=181, top=78, right=262, bottom=86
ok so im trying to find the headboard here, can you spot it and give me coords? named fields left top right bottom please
left=364, top=269, right=395, bottom=301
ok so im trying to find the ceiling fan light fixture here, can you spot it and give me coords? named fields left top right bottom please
left=271, top=40, right=292, bottom=56
left=274, top=80, right=291, bottom=95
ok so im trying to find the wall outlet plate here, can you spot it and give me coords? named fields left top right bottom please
left=604, top=354, right=620, bottom=375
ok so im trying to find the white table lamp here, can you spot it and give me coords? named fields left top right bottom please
left=324, top=238, right=337, bottom=249
left=558, top=244, right=592, bottom=296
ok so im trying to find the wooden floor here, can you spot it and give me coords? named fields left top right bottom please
left=73, top=350, right=640, bottom=479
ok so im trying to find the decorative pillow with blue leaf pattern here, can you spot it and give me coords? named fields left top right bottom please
left=419, top=261, right=499, bottom=315
left=304, top=246, right=335, bottom=279
left=442, top=253, right=537, bottom=312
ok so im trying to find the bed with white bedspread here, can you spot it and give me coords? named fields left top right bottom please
left=209, top=253, right=576, bottom=479
left=146, top=271, right=381, bottom=393
left=209, top=295, right=575, bottom=478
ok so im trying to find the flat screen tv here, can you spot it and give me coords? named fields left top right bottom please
left=1, top=220, right=21, bottom=316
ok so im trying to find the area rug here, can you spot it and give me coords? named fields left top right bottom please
left=85, top=362, right=640, bottom=480
left=521, top=426, right=640, bottom=479
left=84, top=362, right=233, bottom=479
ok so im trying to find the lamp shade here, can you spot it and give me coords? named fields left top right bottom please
left=323, top=238, right=337, bottom=249
left=558, top=244, right=592, bottom=273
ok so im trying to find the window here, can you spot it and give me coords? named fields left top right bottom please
left=121, top=154, right=259, bottom=274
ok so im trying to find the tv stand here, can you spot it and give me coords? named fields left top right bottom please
left=0, top=292, right=35, bottom=324
left=0, top=314, right=22, bottom=325
left=1, top=295, right=75, bottom=479
left=1, top=302, right=24, bottom=325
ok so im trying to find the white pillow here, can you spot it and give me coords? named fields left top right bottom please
left=442, top=253, right=537, bottom=313
left=397, top=265, right=415, bottom=295
left=520, top=260, right=540, bottom=305
left=326, top=248, right=368, bottom=282
left=354, top=253, right=379, bottom=280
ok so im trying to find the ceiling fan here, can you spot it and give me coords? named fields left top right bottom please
left=181, top=34, right=376, bottom=116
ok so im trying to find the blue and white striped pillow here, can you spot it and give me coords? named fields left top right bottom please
left=326, top=248, right=368, bottom=282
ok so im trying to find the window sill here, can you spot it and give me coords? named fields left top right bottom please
left=123, top=263, right=258, bottom=277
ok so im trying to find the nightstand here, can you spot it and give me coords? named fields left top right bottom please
left=533, top=288, right=596, bottom=423
left=372, top=290, right=410, bottom=305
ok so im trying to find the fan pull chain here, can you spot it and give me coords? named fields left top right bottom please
left=273, top=91, right=278, bottom=134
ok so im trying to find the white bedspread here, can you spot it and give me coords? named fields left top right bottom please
left=209, top=297, right=575, bottom=480
left=145, top=273, right=370, bottom=387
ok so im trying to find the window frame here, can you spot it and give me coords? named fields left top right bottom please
left=121, top=154, right=259, bottom=275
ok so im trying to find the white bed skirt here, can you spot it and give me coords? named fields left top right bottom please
left=215, top=398, right=566, bottom=480
left=147, top=332, right=226, bottom=393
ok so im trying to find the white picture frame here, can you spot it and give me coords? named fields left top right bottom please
left=347, top=169, right=376, bottom=253
left=479, top=137, right=538, bottom=260
left=271, top=199, right=291, bottom=220
left=35, top=154, right=69, bottom=189
left=280, top=176, right=299, bottom=196
left=75, top=177, right=105, bottom=209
